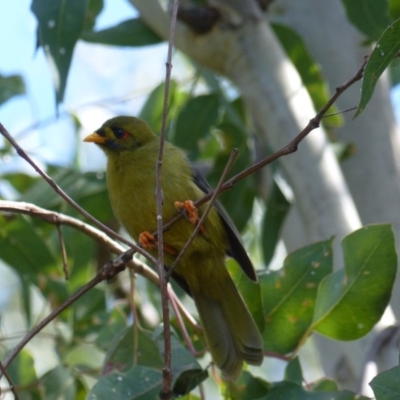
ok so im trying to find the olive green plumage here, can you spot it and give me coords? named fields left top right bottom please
left=84, top=116, right=263, bottom=379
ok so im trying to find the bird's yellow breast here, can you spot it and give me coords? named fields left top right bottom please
left=106, top=140, right=227, bottom=274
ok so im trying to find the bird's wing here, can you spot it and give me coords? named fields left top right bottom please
left=192, top=167, right=257, bottom=282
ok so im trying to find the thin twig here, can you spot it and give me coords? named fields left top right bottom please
left=323, top=106, right=357, bottom=118
left=0, top=362, right=19, bottom=399
left=168, top=288, right=203, bottom=356
left=129, top=269, right=139, bottom=366
left=55, top=223, right=69, bottom=280
left=156, top=0, right=180, bottom=398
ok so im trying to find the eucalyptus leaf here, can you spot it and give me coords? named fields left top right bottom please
left=370, top=366, right=400, bottom=400
left=312, top=225, right=397, bottom=340
left=341, top=0, right=392, bottom=41
left=174, top=94, right=221, bottom=159
left=31, top=0, right=89, bottom=105
left=261, top=181, right=291, bottom=266
left=82, top=18, right=162, bottom=46
left=284, top=357, right=303, bottom=385
left=267, top=380, right=361, bottom=400
left=355, top=19, right=400, bottom=117
left=260, top=238, right=333, bottom=354
left=227, top=258, right=264, bottom=333
left=0, top=74, right=25, bottom=105
left=272, top=23, right=342, bottom=127
left=87, top=366, right=162, bottom=400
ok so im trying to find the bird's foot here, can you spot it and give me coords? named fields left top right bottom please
left=138, top=231, right=178, bottom=255
left=174, top=200, right=205, bottom=234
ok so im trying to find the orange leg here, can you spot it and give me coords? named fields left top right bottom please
left=174, top=200, right=205, bottom=234
left=138, top=231, right=178, bottom=255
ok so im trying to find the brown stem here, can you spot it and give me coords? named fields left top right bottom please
left=157, top=1, right=180, bottom=398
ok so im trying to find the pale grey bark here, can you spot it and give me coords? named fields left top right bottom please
left=277, top=0, right=400, bottom=393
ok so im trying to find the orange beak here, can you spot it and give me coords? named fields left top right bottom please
left=83, top=131, right=107, bottom=144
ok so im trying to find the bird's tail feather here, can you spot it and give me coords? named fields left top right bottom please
left=192, top=279, right=263, bottom=380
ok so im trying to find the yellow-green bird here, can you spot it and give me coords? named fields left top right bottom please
left=84, top=116, right=263, bottom=379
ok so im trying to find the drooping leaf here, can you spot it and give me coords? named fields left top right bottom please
left=267, top=380, right=363, bottom=400
left=87, top=366, right=162, bottom=400
left=312, top=225, right=397, bottom=340
left=104, top=326, right=162, bottom=372
left=174, top=94, right=221, bottom=159
left=355, top=18, right=400, bottom=117
left=341, top=0, right=392, bottom=41
left=231, top=371, right=270, bottom=399
left=7, top=349, right=37, bottom=387
left=82, top=18, right=162, bottom=46
left=82, top=0, right=104, bottom=32
left=227, top=258, right=264, bottom=333
left=272, top=23, right=342, bottom=127
left=207, top=121, right=256, bottom=231
left=260, top=239, right=333, bottom=354
left=153, top=331, right=207, bottom=396
left=40, top=365, right=79, bottom=400
left=284, top=357, right=303, bottom=385
left=370, top=366, right=400, bottom=400
left=139, top=80, right=187, bottom=137
left=22, top=167, right=113, bottom=221
left=261, top=181, right=291, bottom=266
left=31, top=0, right=89, bottom=105
left=0, top=74, right=25, bottom=105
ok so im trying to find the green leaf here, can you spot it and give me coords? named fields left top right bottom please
left=31, top=0, right=89, bottom=105
left=82, top=18, right=162, bottom=46
left=0, top=74, right=25, bottom=105
left=174, top=94, right=221, bottom=159
left=231, top=371, right=270, bottom=399
left=312, top=225, right=397, bottom=340
left=7, top=349, right=37, bottom=387
left=104, top=326, right=162, bottom=372
left=355, top=19, right=400, bottom=117
left=0, top=215, right=58, bottom=277
left=73, top=287, right=107, bottom=338
left=312, top=379, right=339, bottom=392
left=370, top=366, right=400, bottom=400
left=40, top=365, right=78, bottom=400
left=267, top=380, right=360, bottom=400
left=389, top=0, right=400, bottom=20
left=341, top=0, right=392, bottom=41
left=22, top=167, right=113, bottom=221
left=153, top=331, right=207, bottom=396
left=284, top=357, right=303, bottom=385
left=87, top=366, right=162, bottom=400
left=227, top=259, right=264, bottom=333
left=207, top=121, right=256, bottom=231
left=261, top=181, right=291, bottom=266
left=173, top=369, right=209, bottom=397
left=139, top=80, right=186, bottom=137
left=260, top=239, right=333, bottom=354
left=82, top=0, right=104, bottom=32
left=96, top=306, right=128, bottom=350
left=272, top=24, right=342, bottom=127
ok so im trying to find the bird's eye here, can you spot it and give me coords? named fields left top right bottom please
left=111, top=127, right=129, bottom=140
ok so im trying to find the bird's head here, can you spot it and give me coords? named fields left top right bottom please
left=84, top=116, right=157, bottom=153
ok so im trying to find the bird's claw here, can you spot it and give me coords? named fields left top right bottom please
left=174, top=200, right=205, bottom=234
